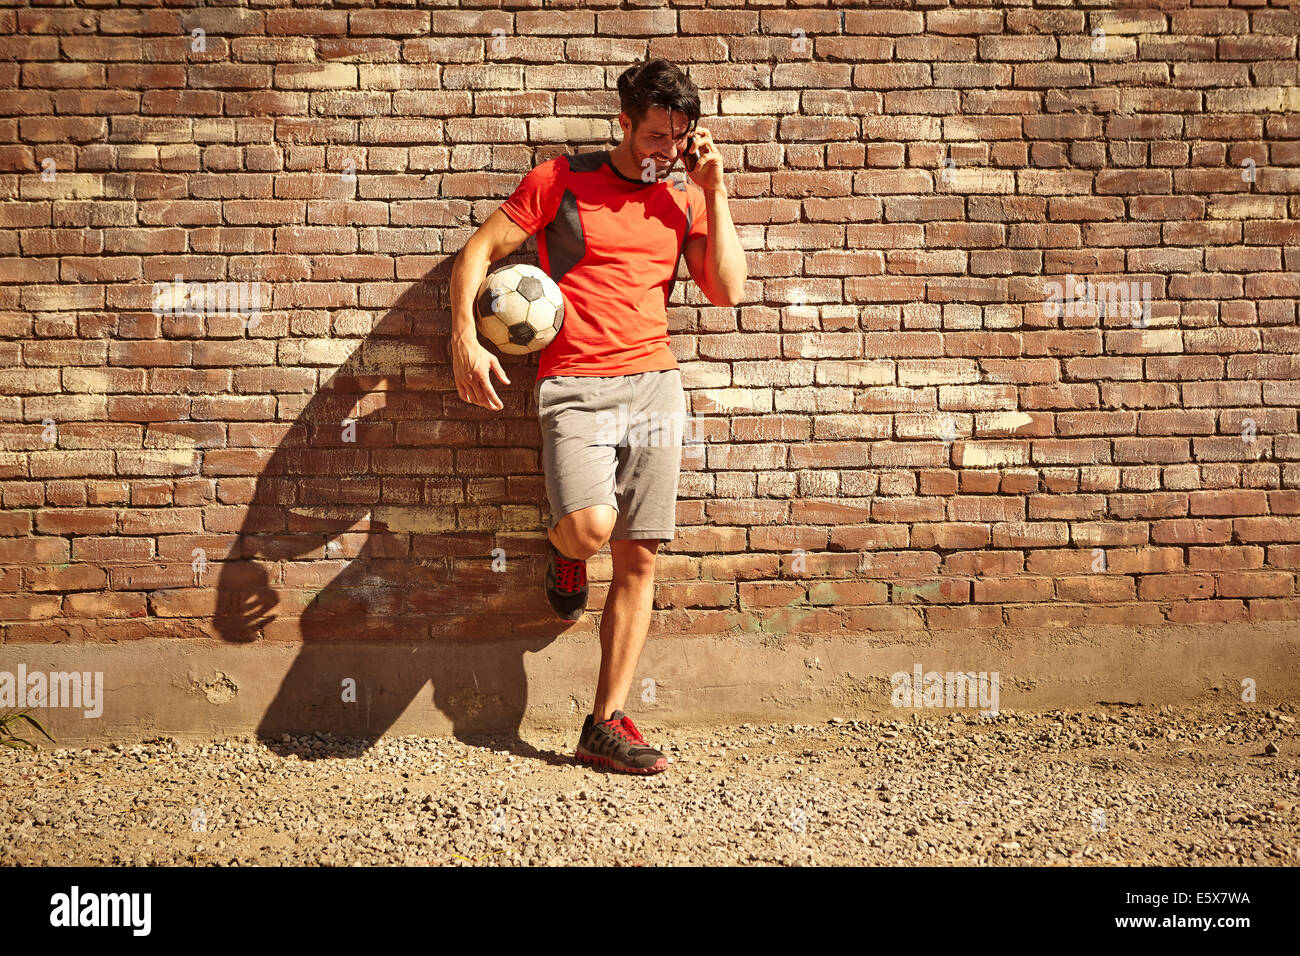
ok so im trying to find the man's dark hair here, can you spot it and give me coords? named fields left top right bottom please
left=615, top=58, right=701, bottom=134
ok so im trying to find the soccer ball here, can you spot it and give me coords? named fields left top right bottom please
left=474, top=263, right=564, bottom=355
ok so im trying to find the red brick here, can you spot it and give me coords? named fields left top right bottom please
left=973, top=576, right=1052, bottom=603
left=925, top=604, right=1004, bottom=630
left=1189, top=546, right=1265, bottom=571
left=1005, top=603, right=1086, bottom=628
left=1085, top=604, right=1168, bottom=627
left=1247, top=598, right=1300, bottom=622
left=1055, top=575, right=1137, bottom=602
left=843, top=604, right=926, bottom=632
left=1152, top=520, right=1232, bottom=545
left=1167, top=599, right=1248, bottom=624
left=1214, top=571, right=1294, bottom=598
left=1140, top=574, right=1216, bottom=601
left=1237, top=518, right=1300, bottom=543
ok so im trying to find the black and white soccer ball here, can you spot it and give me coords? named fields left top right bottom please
left=473, top=263, right=564, bottom=355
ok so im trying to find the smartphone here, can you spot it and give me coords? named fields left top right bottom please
left=683, top=134, right=698, bottom=172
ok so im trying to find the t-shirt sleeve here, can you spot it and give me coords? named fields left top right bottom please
left=499, top=159, right=564, bottom=236
left=687, top=193, right=708, bottom=241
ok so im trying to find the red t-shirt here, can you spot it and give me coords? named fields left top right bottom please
left=497, top=149, right=709, bottom=380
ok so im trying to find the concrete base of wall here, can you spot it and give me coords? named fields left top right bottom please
left=2, top=621, right=1296, bottom=747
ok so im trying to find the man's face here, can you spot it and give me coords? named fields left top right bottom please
left=623, top=106, right=694, bottom=182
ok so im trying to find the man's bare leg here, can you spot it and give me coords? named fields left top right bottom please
left=592, top=538, right=660, bottom=723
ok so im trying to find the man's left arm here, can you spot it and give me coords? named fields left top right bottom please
left=683, top=127, right=747, bottom=307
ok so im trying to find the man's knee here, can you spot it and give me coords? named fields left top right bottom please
left=554, top=505, right=617, bottom=559
left=611, top=538, right=659, bottom=580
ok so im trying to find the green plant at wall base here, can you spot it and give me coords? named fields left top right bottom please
left=0, top=710, right=56, bottom=749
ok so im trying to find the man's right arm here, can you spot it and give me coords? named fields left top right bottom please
left=451, top=208, right=533, bottom=347
left=449, top=209, right=534, bottom=409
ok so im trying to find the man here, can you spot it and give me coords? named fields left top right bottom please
left=449, top=59, right=746, bottom=774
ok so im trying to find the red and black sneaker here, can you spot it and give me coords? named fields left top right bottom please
left=575, top=710, right=668, bottom=774
left=545, top=538, right=588, bottom=621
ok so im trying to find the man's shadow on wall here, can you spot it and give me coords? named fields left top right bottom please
left=212, top=259, right=570, bottom=764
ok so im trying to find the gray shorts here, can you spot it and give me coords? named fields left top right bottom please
left=534, top=368, right=687, bottom=541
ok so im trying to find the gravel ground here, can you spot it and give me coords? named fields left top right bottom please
left=2, top=703, right=1296, bottom=866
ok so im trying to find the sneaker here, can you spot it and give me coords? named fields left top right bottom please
left=545, top=538, right=588, bottom=621
left=575, top=709, right=668, bottom=774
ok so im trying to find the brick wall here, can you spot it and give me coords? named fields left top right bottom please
left=2, top=1, right=1299, bottom=646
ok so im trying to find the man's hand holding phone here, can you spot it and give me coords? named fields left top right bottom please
left=683, top=126, right=723, bottom=192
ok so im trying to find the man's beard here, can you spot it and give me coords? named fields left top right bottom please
left=634, top=144, right=673, bottom=180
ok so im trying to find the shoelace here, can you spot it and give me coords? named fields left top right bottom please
left=608, top=716, right=646, bottom=744
left=555, top=552, right=586, bottom=593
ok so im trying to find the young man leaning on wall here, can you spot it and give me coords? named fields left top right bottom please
left=449, top=58, right=747, bottom=774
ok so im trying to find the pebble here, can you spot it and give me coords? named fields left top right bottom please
left=0, top=704, right=1295, bottom=866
